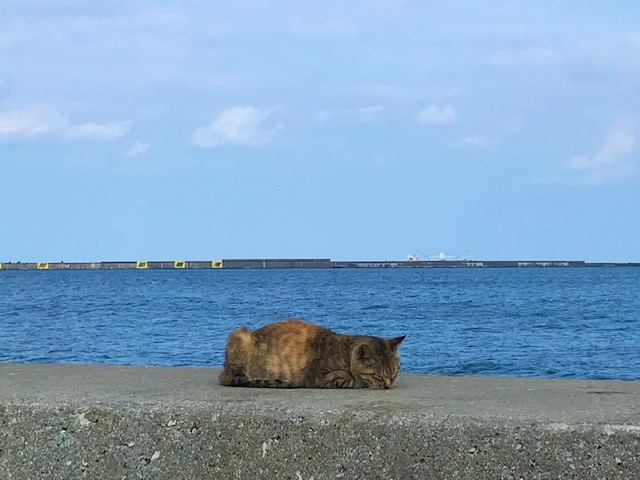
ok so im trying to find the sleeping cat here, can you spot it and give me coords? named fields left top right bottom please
left=219, top=319, right=405, bottom=389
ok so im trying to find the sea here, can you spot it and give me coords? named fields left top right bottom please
left=1, top=267, right=639, bottom=381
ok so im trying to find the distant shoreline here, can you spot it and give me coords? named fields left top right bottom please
left=1, top=258, right=639, bottom=270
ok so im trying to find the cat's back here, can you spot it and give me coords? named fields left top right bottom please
left=253, top=318, right=330, bottom=343
left=247, top=319, right=332, bottom=385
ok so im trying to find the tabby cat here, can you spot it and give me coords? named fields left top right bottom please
left=219, top=319, right=405, bottom=389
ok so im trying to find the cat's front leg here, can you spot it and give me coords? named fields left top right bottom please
left=322, top=371, right=358, bottom=389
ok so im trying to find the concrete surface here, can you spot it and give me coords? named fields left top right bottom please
left=1, top=363, right=638, bottom=479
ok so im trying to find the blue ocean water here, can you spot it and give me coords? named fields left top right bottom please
left=1, top=268, right=639, bottom=381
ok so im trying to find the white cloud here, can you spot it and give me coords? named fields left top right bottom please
left=0, top=105, right=128, bottom=142
left=566, top=116, right=638, bottom=184
left=0, top=106, right=64, bottom=138
left=124, top=140, right=151, bottom=158
left=452, top=135, right=499, bottom=149
left=416, top=105, right=457, bottom=125
left=356, top=104, right=385, bottom=123
left=190, top=106, right=283, bottom=148
left=66, top=122, right=129, bottom=141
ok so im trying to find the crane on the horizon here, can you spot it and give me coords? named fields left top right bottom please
left=407, top=250, right=471, bottom=261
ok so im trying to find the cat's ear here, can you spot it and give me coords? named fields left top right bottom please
left=357, top=344, right=373, bottom=362
left=387, top=335, right=406, bottom=351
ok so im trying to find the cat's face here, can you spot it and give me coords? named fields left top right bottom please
left=351, top=336, right=406, bottom=389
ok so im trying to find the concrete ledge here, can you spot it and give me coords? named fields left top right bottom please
left=1, top=364, right=639, bottom=479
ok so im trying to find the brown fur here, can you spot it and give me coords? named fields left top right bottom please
left=219, top=319, right=406, bottom=389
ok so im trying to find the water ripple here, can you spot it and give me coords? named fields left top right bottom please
left=1, top=268, right=639, bottom=380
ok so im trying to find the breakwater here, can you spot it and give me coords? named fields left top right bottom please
left=1, top=364, right=638, bottom=479
left=1, top=258, right=639, bottom=270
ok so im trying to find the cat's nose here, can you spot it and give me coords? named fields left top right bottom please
left=384, top=379, right=391, bottom=389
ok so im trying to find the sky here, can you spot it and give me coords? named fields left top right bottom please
left=1, top=1, right=639, bottom=263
